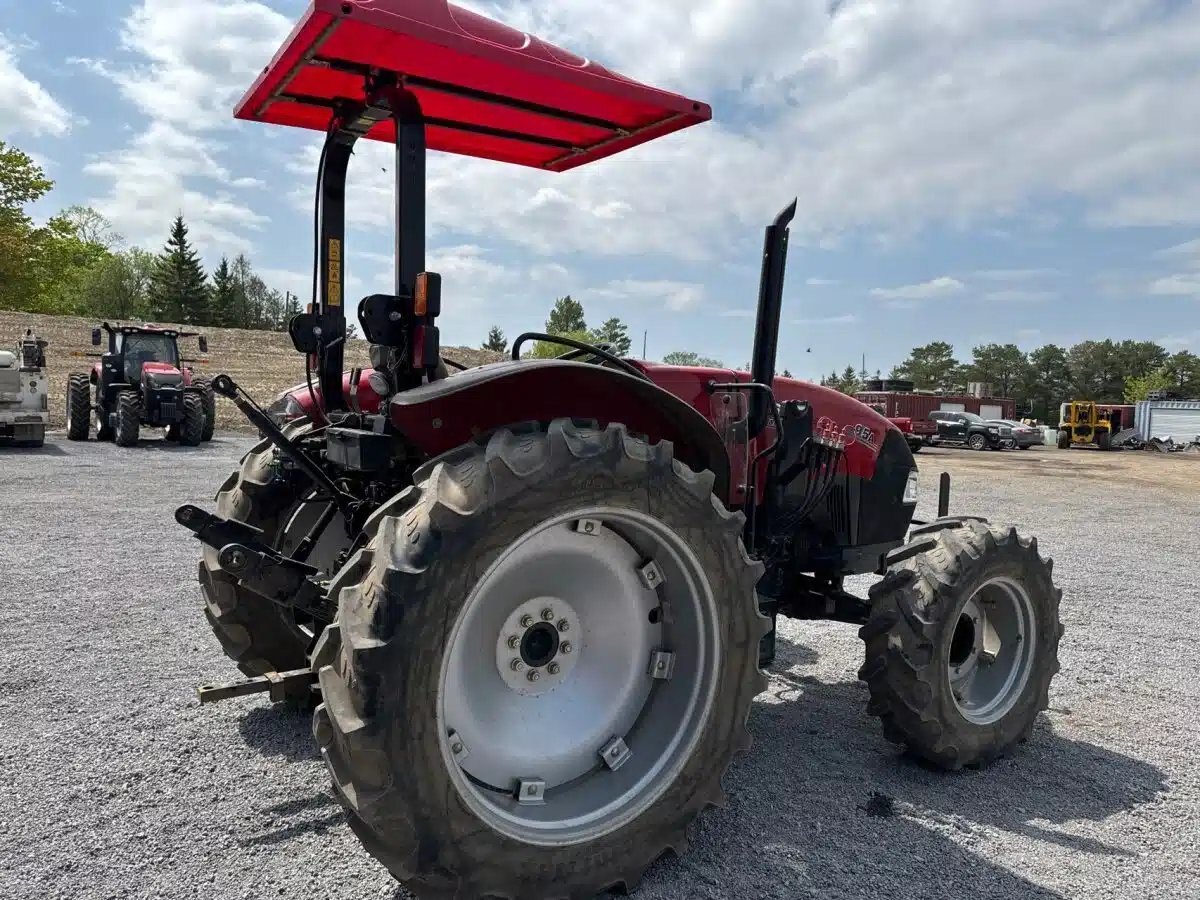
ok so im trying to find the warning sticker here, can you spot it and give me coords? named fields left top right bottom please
left=327, top=239, right=342, bottom=307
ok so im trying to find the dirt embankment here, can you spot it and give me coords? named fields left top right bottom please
left=0, top=310, right=503, bottom=433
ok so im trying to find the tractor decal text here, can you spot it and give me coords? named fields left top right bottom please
left=328, top=238, right=342, bottom=307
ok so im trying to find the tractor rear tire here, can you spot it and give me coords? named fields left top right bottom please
left=312, top=419, right=768, bottom=900
left=1056, top=430, right=1070, bottom=449
left=179, top=394, right=204, bottom=446
left=859, top=519, right=1062, bottom=770
left=66, top=375, right=90, bottom=441
left=200, top=422, right=337, bottom=678
left=194, top=377, right=216, bottom=441
left=114, top=390, right=140, bottom=447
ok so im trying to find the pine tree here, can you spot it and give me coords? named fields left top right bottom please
left=545, top=295, right=586, bottom=334
left=150, top=215, right=208, bottom=323
left=482, top=325, right=507, bottom=353
left=209, top=256, right=238, bottom=327
left=592, top=317, right=632, bottom=356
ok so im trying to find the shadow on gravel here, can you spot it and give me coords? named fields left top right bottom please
left=0, top=441, right=68, bottom=455
left=236, top=704, right=320, bottom=762
left=639, top=665, right=1168, bottom=900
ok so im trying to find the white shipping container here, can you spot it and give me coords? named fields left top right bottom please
left=1135, top=400, right=1200, bottom=442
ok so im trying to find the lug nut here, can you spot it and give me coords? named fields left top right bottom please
left=547, top=662, right=560, bottom=675
left=507, top=635, right=520, bottom=649
left=560, top=642, right=573, bottom=654
left=450, top=741, right=464, bottom=754
left=520, top=615, right=534, bottom=628
left=526, top=671, right=540, bottom=682
left=510, top=659, right=525, bottom=672
left=557, top=619, right=570, bottom=633
left=541, top=608, right=555, bottom=621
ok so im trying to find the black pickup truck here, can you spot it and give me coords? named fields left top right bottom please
left=928, top=410, right=1014, bottom=450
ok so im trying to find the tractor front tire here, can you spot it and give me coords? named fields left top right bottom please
left=312, top=419, right=768, bottom=900
left=1057, top=430, right=1070, bottom=449
left=66, top=375, right=90, bottom=441
left=1097, top=431, right=1111, bottom=451
left=179, top=393, right=204, bottom=446
left=859, top=519, right=1062, bottom=770
left=194, top=377, right=216, bottom=441
left=200, top=422, right=333, bottom=677
left=114, top=390, right=140, bottom=447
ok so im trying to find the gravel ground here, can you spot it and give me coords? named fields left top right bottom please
left=1, top=435, right=1197, bottom=900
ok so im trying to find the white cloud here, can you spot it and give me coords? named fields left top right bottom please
left=427, top=1, right=1200, bottom=258
left=805, top=277, right=840, bottom=286
left=75, top=1, right=288, bottom=252
left=0, top=35, right=71, bottom=137
left=1155, top=238, right=1200, bottom=264
left=1148, top=274, right=1200, bottom=298
left=1157, top=330, right=1200, bottom=351
left=870, top=276, right=964, bottom=300
left=84, top=121, right=268, bottom=256
left=89, top=0, right=289, bottom=129
left=591, top=280, right=706, bottom=312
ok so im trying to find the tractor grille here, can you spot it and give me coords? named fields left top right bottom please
left=161, top=402, right=177, bottom=420
left=826, top=483, right=849, bottom=536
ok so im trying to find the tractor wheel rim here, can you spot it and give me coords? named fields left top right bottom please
left=946, top=576, right=1037, bottom=725
left=439, top=506, right=720, bottom=846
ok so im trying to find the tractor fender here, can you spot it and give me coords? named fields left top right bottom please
left=389, top=360, right=732, bottom=500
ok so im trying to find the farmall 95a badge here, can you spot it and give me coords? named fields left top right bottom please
left=816, top=416, right=877, bottom=449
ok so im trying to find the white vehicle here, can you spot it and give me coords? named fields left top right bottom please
left=0, top=329, right=49, bottom=448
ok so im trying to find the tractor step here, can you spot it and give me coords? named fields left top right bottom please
left=197, top=668, right=316, bottom=705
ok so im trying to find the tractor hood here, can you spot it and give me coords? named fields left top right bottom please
left=142, top=362, right=184, bottom=386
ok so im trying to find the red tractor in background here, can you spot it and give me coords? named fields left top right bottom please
left=67, top=322, right=215, bottom=447
left=180, top=3, right=1064, bottom=898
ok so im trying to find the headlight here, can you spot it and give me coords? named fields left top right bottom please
left=987, top=426, right=999, bottom=433
left=903, top=470, right=919, bottom=504
left=266, top=392, right=306, bottom=425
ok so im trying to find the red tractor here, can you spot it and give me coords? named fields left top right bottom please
left=67, top=322, right=215, bottom=446
left=181, top=3, right=1063, bottom=898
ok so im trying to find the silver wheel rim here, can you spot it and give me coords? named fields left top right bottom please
left=438, top=506, right=720, bottom=847
left=947, top=576, right=1037, bottom=725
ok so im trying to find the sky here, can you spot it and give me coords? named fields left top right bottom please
left=2, top=0, right=1198, bottom=379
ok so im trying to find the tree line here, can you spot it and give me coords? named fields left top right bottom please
left=481, top=296, right=635, bottom=358
left=822, top=340, right=1200, bottom=419
left=0, top=140, right=298, bottom=330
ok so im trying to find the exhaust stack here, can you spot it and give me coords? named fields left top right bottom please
left=749, top=199, right=797, bottom=437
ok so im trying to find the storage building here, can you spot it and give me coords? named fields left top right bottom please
left=1135, top=400, right=1200, bottom=442
left=854, top=391, right=1017, bottom=421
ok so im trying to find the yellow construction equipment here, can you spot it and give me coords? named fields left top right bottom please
left=1057, top=401, right=1113, bottom=450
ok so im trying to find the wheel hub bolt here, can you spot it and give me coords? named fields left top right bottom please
left=451, top=741, right=464, bottom=754
left=557, top=619, right=570, bottom=632
left=520, top=615, right=534, bottom=628
left=541, top=608, right=555, bottom=621
left=547, top=662, right=560, bottom=675
left=526, top=670, right=540, bottom=682
left=506, top=635, right=520, bottom=649
left=560, top=642, right=573, bottom=654
left=510, top=659, right=525, bottom=672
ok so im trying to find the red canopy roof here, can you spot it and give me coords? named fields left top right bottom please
left=235, top=0, right=711, bottom=172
